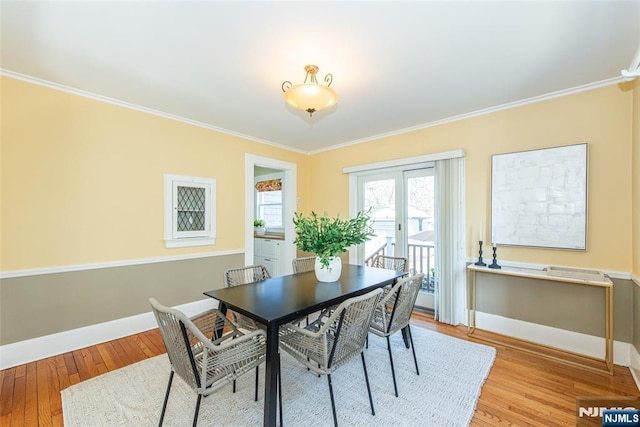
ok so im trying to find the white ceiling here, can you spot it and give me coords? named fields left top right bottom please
left=2, top=1, right=639, bottom=153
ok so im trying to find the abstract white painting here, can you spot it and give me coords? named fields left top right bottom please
left=491, top=143, right=587, bottom=250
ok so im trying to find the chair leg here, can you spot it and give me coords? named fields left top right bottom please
left=192, top=394, right=202, bottom=427
left=361, top=352, right=375, bottom=416
left=327, top=374, right=339, bottom=427
left=233, top=379, right=236, bottom=393
left=408, top=325, right=420, bottom=375
left=386, top=336, right=399, bottom=397
left=159, top=371, right=174, bottom=427
left=254, top=365, right=259, bottom=401
left=401, top=326, right=410, bottom=349
left=365, top=333, right=369, bottom=349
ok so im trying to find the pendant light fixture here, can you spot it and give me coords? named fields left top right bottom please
left=282, top=65, right=338, bottom=117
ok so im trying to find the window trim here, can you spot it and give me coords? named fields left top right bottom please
left=255, top=172, right=285, bottom=233
left=164, top=173, right=216, bottom=248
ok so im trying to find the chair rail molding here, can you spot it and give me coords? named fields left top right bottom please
left=0, top=250, right=244, bottom=279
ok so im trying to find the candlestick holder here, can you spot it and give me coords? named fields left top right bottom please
left=488, top=246, right=501, bottom=269
left=474, top=241, right=487, bottom=266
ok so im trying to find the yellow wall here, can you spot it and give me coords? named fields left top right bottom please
left=1, top=76, right=636, bottom=274
left=1, top=76, right=308, bottom=271
left=309, top=84, right=635, bottom=272
left=633, top=78, right=640, bottom=278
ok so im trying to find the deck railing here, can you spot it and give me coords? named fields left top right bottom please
left=365, top=239, right=436, bottom=293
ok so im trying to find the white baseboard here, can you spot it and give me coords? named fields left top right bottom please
left=475, top=312, right=631, bottom=367
left=630, top=344, right=640, bottom=392
left=1, top=301, right=637, bottom=377
left=0, top=298, right=218, bottom=370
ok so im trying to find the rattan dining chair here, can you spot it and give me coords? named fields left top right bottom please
left=223, top=264, right=271, bottom=397
left=369, top=255, right=409, bottom=307
left=291, top=256, right=317, bottom=325
left=224, top=264, right=271, bottom=287
left=291, top=256, right=316, bottom=273
left=149, top=298, right=266, bottom=427
left=368, top=273, right=424, bottom=397
left=223, top=265, right=271, bottom=331
left=278, top=288, right=383, bottom=427
left=370, top=255, right=408, bottom=274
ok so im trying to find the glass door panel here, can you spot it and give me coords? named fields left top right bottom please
left=361, top=175, right=401, bottom=261
left=404, top=169, right=435, bottom=309
left=358, top=168, right=435, bottom=310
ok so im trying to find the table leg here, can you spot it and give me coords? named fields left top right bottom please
left=264, top=322, right=279, bottom=427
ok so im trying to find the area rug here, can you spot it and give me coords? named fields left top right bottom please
left=62, top=327, right=496, bottom=426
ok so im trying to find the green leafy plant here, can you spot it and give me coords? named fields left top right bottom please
left=293, top=210, right=375, bottom=269
left=253, top=219, right=265, bottom=227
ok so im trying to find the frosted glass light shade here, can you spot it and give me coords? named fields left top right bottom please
left=284, top=84, right=338, bottom=114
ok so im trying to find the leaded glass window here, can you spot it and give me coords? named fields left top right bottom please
left=176, top=186, right=206, bottom=232
left=164, top=174, right=216, bottom=248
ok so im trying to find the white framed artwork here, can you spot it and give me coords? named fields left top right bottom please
left=491, top=143, right=588, bottom=250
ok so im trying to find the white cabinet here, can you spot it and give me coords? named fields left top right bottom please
left=254, top=238, right=282, bottom=276
left=256, top=256, right=279, bottom=277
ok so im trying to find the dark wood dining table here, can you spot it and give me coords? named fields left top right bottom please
left=203, top=263, right=405, bottom=427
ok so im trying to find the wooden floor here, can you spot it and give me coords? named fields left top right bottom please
left=0, top=312, right=638, bottom=426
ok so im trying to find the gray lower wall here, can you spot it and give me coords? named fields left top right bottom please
left=0, top=253, right=244, bottom=346
left=475, top=271, right=633, bottom=343
left=2, top=256, right=637, bottom=350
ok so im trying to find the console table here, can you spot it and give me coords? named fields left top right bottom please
left=467, top=264, right=613, bottom=374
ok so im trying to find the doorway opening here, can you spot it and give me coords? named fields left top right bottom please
left=244, top=154, right=297, bottom=276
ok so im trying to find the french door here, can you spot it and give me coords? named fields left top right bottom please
left=357, top=167, right=436, bottom=309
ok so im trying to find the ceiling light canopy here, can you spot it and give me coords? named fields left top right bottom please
left=282, top=65, right=338, bottom=117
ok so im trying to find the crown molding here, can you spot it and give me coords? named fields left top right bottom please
left=309, top=76, right=626, bottom=155
left=2, top=69, right=625, bottom=156
left=0, top=69, right=308, bottom=155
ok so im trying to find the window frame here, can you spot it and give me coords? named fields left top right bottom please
left=164, top=173, right=216, bottom=248
left=254, top=172, right=285, bottom=234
